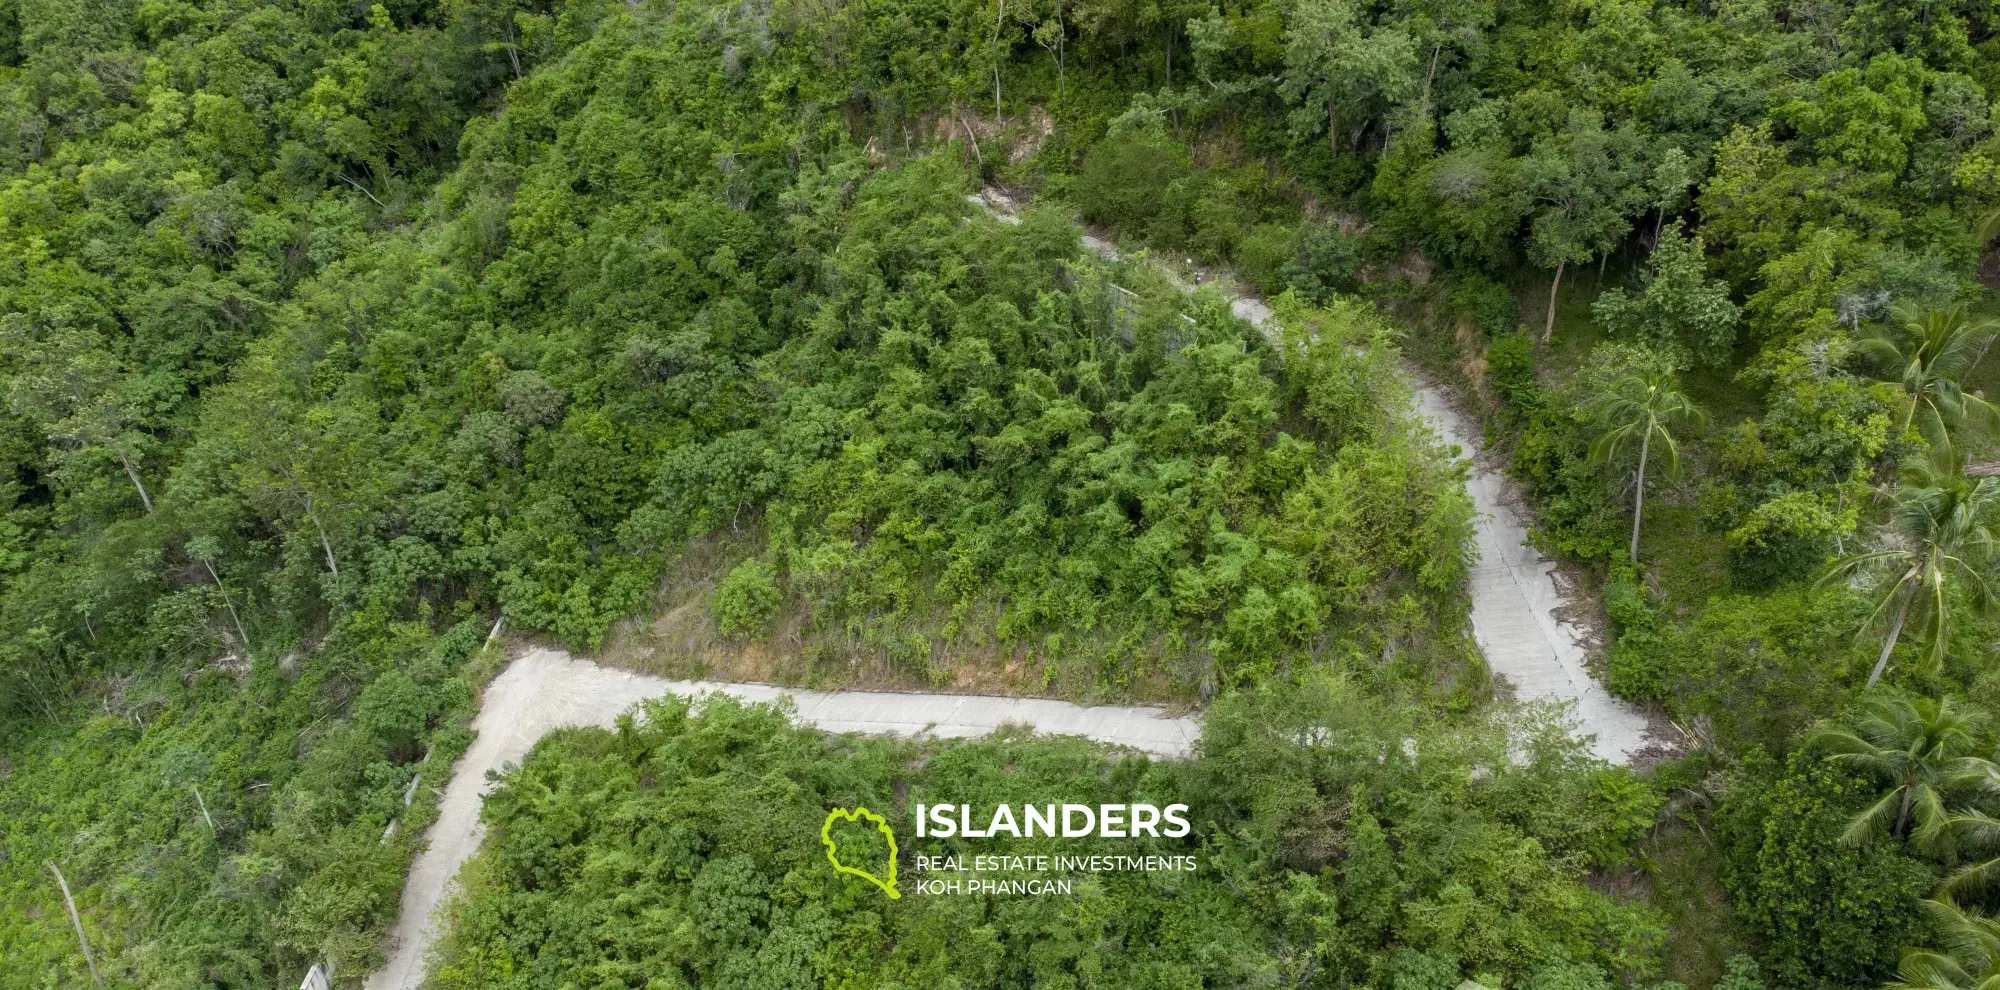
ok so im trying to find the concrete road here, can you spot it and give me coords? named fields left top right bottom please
left=364, top=648, right=1199, bottom=990
left=370, top=198, right=1656, bottom=990
left=1064, top=198, right=1651, bottom=762
left=1412, top=387, right=1654, bottom=763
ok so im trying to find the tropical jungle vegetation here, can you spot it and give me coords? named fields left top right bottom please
left=4, top=0, right=2000, bottom=985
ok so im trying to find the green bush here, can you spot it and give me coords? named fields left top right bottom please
left=1276, top=225, right=1362, bottom=303
left=1723, top=490, right=1843, bottom=590
left=1718, top=750, right=1937, bottom=990
left=1604, top=580, right=1668, bottom=701
left=1486, top=332, right=1541, bottom=415
left=712, top=558, right=783, bottom=638
left=1452, top=274, right=1521, bottom=338
left=1074, top=132, right=1194, bottom=241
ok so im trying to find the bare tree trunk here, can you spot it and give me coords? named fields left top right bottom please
left=1867, top=586, right=1916, bottom=689
left=191, top=785, right=216, bottom=832
left=202, top=559, right=251, bottom=654
left=305, top=499, right=339, bottom=577
left=990, top=0, right=1005, bottom=124
left=1630, top=431, right=1650, bottom=562
left=1057, top=24, right=1065, bottom=103
left=1328, top=99, right=1338, bottom=157
left=1423, top=44, right=1440, bottom=105
left=957, top=107, right=983, bottom=166
left=1543, top=259, right=1566, bottom=341
left=118, top=452, right=153, bottom=515
left=47, top=863, right=104, bottom=986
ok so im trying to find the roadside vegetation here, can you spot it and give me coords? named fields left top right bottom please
left=4, top=0, right=2000, bottom=985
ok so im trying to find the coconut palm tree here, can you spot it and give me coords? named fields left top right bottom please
left=1821, top=449, right=2000, bottom=689
left=1807, top=692, right=1997, bottom=852
left=1584, top=367, right=1707, bottom=563
left=1854, top=304, right=2000, bottom=448
left=1890, top=898, right=2000, bottom=990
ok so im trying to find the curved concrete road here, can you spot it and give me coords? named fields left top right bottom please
left=1411, top=389, right=1653, bottom=763
left=371, top=195, right=1654, bottom=990
left=365, top=648, right=1200, bottom=990
left=1054, top=192, right=1651, bottom=762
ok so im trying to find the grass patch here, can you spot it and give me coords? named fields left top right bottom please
left=1646, top=827, right=1751, bottom=987
left=1639, top=501, right=1734, bottom=618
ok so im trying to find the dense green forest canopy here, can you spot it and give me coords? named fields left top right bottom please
left=4, top=0, right=2000, bottom=983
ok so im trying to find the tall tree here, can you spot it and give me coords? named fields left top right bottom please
left=1820, top=449, right=2000, bottom=689
left=1889, top=899, right=2000, bottom=990
left=1854, top=304, right=2000, bottom=449
left=1806, top=692, right=1995, bottom=851
left=1279, top=0, right=1419, bottom=158
left=1585, top=366, right=1706, bottom=562
left=1516, top=113, right=1648, bottom=341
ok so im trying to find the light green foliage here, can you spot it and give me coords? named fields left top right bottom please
left=1705, top=338, right=1887, bottom=589
left=1777, top=54, right=1930, bottom=176
left=712, top=558, right=782, bottom=638
left=1716, top=954, right=1766, bottom=990
left=1593, top=224, right=1742, bottom=368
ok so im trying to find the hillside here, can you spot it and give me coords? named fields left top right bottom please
left=3, top=0, right=2000, bottom=986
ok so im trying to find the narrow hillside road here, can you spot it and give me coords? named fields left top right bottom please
left=364, top=648, right=1200, bottom=990
left=370, top=194, right=1654, bottom=990
left=1039, top=190, right=1653, bottom=762
left=1411, top=388, right=1654, bottom=764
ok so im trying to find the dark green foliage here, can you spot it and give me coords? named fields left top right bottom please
left=712, top=558, right=781, bottom=638
left=1276, top=225, right=1363, bottom=303
left=1719, top=751, right=1940, bottom=990
left=1453, top=275, right=1520, bottom=339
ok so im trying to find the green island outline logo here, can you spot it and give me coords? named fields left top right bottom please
left=821, top=806, right=901, bottom=899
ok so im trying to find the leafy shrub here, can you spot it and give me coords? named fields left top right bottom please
left=1276, top=225, right=1363, bottom=303
left=1604, top=579, right=1668, bottom=701
left=1486, top=332, right=1541, bottom=415
left=1716, top=954, right=1767, bottom=990
left=1723, top=489, right=1843, bottom=589
left=1074, top=132, right=1193, bottom=241
left=1453, top=273, right=1520, bottom=338
left=1718, top=750, right=1938, bottom=990
left=1238, top=222, right=1300, bottom=292
left=1591, top=224, right=1741, bottom=368
left=712, top=558, right=782, bottom=638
